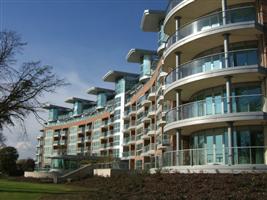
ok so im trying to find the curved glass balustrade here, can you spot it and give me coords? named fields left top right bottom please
left=158, top=146, right=266, bottom=167
left=166, top=6, right=256, bottom=50
left=165, top=49, right=258, bottom=85
left=166, top=94, right=263, bottom=123
left=166, top=0, right=184, bottom=14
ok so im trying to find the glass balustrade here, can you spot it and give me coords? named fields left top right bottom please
left=166, top=49, right=258, bottom=85
left=166, top=94, right=263, bottom=123
left=158, top=146, right=266, bottom=167
left=166, top=7, right=256, bottom=49
left=166, top=0, right=184, bottom=14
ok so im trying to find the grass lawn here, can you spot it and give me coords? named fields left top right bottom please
left=0, top=179, right=87, bottom=200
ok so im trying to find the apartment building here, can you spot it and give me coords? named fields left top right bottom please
left=36, top=72, right=139, bottom=168
left=37, top=0, right=267, bottom=172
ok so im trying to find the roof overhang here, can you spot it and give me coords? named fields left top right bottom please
left=87, top=87, right=115, bottom=96
left=65, top=97, right=95, bottom=105
left=42, top=104, right=71, bottom=111
left=103, top=70, right=139, bottom=82
left=126, top=49, right=157, bottom=63
left=141, top=10, right=166, bottom=32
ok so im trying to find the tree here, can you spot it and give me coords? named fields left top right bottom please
left=16, top=158, right=35, bottom=175
left=0, top=31, right=67, bottom=144
left=0, top=146, right=19, bottom=175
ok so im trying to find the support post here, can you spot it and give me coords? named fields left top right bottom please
left=222, top=0, right=228, bottom=25
left=223, top=33, right=230, bottom=69
left=175, top=52, right=181, bottom=81
left=225, top=76, right=232, bottom=113
left=227, top=122, right=233, bottom=165
left=176, top=129, right=181, bottom=166
left=175, top=16, right=181, bottom=42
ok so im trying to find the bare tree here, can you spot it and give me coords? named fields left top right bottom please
left=0, top=31, right=67, bottom=145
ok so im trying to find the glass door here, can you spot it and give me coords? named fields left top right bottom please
left=206, top=135, right=214, bottom=164
left=206, top=133, right=225, bottom=164
left=215, top=134, right=224, bottom=163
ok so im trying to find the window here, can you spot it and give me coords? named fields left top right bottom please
left=114, top=110, right=121, bottom=121
left=115, top=97, right=121, bottom=107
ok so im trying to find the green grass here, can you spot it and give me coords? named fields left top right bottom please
left=0, top=179, right=86, bottom=200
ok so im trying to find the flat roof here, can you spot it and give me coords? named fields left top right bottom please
left=141, top=10, right=166, bottom=32
left=65, top=97, right=95, bottom=104
left=126, top=48, right=157, bottom=63
left=103, top=70, right=139, bottom=82
left=87, top=87, right=115, bottom=96
left=42, top=104, right=71, bottom=111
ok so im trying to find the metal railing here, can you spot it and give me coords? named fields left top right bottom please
left=166, top=6, right=256, bottom=50
left=166, top=94, right=263, bottom=123
left=165, top=49, right=258, bottom=85
left=155, top=146, right=266, bottom=167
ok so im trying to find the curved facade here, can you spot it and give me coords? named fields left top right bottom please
left=36, top=0, right=267, bottom=173
left=159, top=0, right=267, bottom=171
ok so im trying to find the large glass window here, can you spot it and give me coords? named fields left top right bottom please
left=191, top=126, right=264, bottom=165
left=115, top=79, right=125, bottom=94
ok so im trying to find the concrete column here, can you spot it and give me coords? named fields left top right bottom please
left=223, top=33, right=230, bottom=69
left=175, top=51, right=181, bottom=81
left=175, top=16, right=181, bottom=41
left=225, top=76, right=232, bottom=113
left=176, top=129, right=181, bottom=166
left=176, top=89, right=182, bottom=121
left=222, top=0, right=228, bottom=25
left=227, top=121, right=233, bottom=165
left=261, top=78, right=267, bottom=112
left=264, top=126, right=267, bottom=165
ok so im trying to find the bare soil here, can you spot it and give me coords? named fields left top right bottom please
left=41, top=172, right=267, bottom=200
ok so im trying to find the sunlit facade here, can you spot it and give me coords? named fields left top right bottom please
left=37, top=0, right=267, bottom=172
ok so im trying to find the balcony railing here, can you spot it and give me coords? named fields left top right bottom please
left=166, top=94, right=263, bottom=123
left=165, top=49, right=258, bottom=85
left=166, top=6, right=256, bottom=50
left=156, top=146, right=266, bottom=167
left=166, top=0, right=184, bottom=14
left=123, top=137, right=130, bottom=144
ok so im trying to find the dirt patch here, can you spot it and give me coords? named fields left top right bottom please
left=42, top=173, right=267, bottom=200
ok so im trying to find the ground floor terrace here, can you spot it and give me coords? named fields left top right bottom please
left=149, top=125, right=267, bottom=173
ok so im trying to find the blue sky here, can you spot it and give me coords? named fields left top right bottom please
left=1, top=0, right=167, bottom=158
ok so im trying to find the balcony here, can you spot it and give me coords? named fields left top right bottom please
left=53, top=141, right=59, bottom=146
left=148, top=105, right=156, bottom=118
left=85, top=125, right=93, bottom=132
left=101, top=120, right=109, bottom=128
left=77, top=137, right=84, bottom=143
left=165, top=94, right=265, bottom=132
left=142, top=129, right=150, bottom=140
left=128, top=135, right=136, bottom=144
left=129, top=121, right=136, bottom=130
left=123, top=137, right=130, bottom=145
left=123, top=151, right=130, bottom=158
left=148, top=143, right=156, bottom=154
left=148, top=86, right=157, bottom=100
left=99, top=132, right=108, bottom=140
left=123, top=123, right=130, bottom=133
left=164, top=6, right=262, bottom=67
left=157, top=146, right=267, bottom=168
left=78, top=127, right=85, bottom=134
left=106, top=130, right=114, bottom=137
left=129, top=106, right=137, bottom=116
left=142, top=145, right=150, bottom=155
left=147, top=124, right=156, bottom=136
left=53, top=132, right=60, bottom=138
left=60, top=140, right=66, bottom=146
left=84, top=136, right=91, bottom=142
left=164, top=49, right=264, bottom=100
